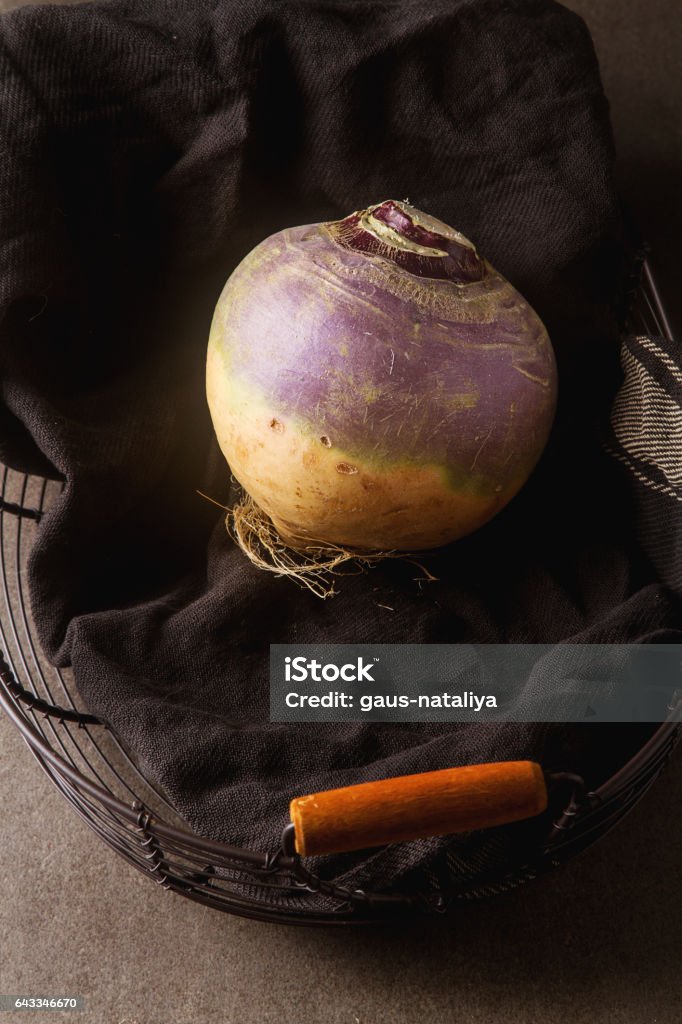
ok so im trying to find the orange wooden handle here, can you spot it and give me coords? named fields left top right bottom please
left=290, top=761, right=547, bottom=856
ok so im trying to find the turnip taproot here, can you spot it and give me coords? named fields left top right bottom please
left=207, top=200, right=556, bottom=557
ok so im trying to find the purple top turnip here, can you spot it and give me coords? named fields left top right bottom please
left=207, top=200, right=557, bottom=552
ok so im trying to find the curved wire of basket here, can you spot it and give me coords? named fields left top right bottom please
left=0, top=256, right=680, bottom=925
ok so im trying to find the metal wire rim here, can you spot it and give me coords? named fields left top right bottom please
left=0, top=256, right=680, bottom=924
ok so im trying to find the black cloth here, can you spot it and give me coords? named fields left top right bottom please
left=1, top=0, right=680, bottom=899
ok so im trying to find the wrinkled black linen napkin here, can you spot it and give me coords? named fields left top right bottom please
left=1, top=0, right=680, bottom=899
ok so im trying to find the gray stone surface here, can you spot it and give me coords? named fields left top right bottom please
left=569, top=0, right=682, bottom=334
left=1, top=1, right=681, bottom=1021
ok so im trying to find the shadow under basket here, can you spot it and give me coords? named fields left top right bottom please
left=1, top=256, right=680, bottom=926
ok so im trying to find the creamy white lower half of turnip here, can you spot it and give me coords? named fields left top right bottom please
left=206, top=201, right=557, bottom=552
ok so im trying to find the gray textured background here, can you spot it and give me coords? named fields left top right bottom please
left=1, top=1, right=681, bottom=1022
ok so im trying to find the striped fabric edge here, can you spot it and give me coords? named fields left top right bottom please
left=603, top=333, right=682, bottom=505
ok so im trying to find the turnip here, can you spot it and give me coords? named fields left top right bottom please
left=206, top=200, right=557, bottom=580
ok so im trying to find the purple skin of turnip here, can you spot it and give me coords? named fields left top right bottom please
left=206, top=200, right=557, bottom=552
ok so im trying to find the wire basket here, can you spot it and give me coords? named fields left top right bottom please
left=1, top=255, right=680, bottom=925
